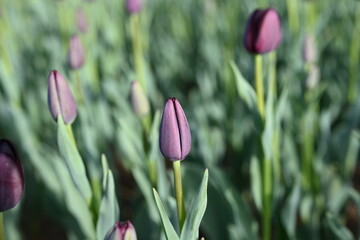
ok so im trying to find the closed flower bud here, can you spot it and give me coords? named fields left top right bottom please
left=68, top=35, right=85, bottom=69
left=130, top=81, right=150, bottom=117
left=0, top=139, right=24, bottom=212
left=126, top=0, right=143, bottom=14
left=47, top=70, right=77, bottom=124
left=104, top=221, right=137, bottom=240
left=302, top=34, right=317, bottom=64
left=243, top=8, right=282, bottom=54
left=76, top=9, right=88, bottom=33
left=159, top=98, right=191, bottom=161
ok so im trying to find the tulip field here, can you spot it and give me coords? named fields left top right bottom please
left=1, top=0, right=360, bottom=239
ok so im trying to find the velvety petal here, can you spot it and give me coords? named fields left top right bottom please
left=244, top=8, right=282, bottom=54
left=126, top=0, right=142, bottom=14
left=105, top=221, right=137, bottom=240
left=159, top=98, right=182, bottom=160
left=0, top=139, right=24, bottom=212
left=47, top=70, right=77, bottom=124
left=173, top=99, right=191, bottom=159
left=68, top=35, right=85, bottom=69
left=159, top=98, right=191, bottom=161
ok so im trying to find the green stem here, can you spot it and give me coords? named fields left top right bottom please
left=269, top=52, right=280, bottom=181
left=348, top=3, right=360, bottom=103
left=263, top=158, right=272, bottom=240
left=0, top=213, right=5, bottom=240
left=285, top=0, right=299, bottom=34
left=173, top=161, right=186, bottom=231
left=255, top=55, right=265, bottom=119
left=74, top=70, right=84, bottom=105
left=131, top=14, right=146, bottom=93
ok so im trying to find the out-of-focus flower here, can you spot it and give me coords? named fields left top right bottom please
left=243, top=8, right=282, bottom=54
left=104, top=221, right=137, bottom=240
left=0, top=139, right=24, bottom=212
left=302, top=34, right=317, bottom=64
left=76, top=8, right=88, bottom=33
left=159, top=98, right=191, bottom=161
left=126, top=0, right=143, bottom=14
left=130, top=81, right=150, bottom=117
left=47, top=70, right=77, bottom=124
left=306, top=65, right=320, bottom=89
left=68, top=35, right=85, bottom=69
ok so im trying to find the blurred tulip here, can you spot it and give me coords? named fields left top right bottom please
left=159, top=98, right=191, bottom=161
left=76, top=8, right=88, bottom=33
left=126, top=0, right=143, bottom=14
left=306, top=65, right=320, bottom=89
left=244, top=8, right=282, bottom=54
left=0, top=139, right=24, bottom=212
left=302, top=34, right=317, bottom=64
left=104, top=221, right=137, bottom=240
left=47, top=70, right=77, bottom=124
left=130, top=81, right=150, bottom=117
left=68, top=35, right=85, bottom=69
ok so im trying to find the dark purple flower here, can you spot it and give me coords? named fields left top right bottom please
left=76, top=8, right=88, bottom=33
left=130, top=81, right=149, bottom=117
left=0, top=139, right=24, bottom=212
left=47, top=70, right=77, bottom=124
left=126, top=0, right=143, bottom=14
left=68, top=35, right=85, bottom=69
left=159, top=98, right=191, bottom=161
left=104, top=221, right=137, bottom=240
left=243, top=8, right=282, bottom=54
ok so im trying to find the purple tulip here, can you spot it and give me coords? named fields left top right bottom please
left=0, top=139, right=24, bottom=212
left=47, top=70, right=77, bottom=124
left=126, top=0, right=143, bottom=14
left=159, top=98, right=191, bottom=161
left=76, top=8, right=88, bottom=33
left=68, top=35, right=85, bottom=69
left=243, top=8, right=282, bottom=54
left=130, top=81, right=150, bottom=117
left=104, top=221, right=137, bottom=240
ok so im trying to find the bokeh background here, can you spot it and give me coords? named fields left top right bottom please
left=1, top=0, right=360, bottom=239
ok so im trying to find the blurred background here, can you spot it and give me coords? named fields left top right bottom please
left=0, top=0, right=360, bottom=239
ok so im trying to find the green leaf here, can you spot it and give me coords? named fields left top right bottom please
left=250, top=156, right=262, bottom=211
left=101, top=154, right=109, bottom=190
left=57, top=114, right=92, bottom=202
left=344, top=131, right=360, bottom=178
left=153, top=188, right=180, bottom=240
left=229, top=61, right=257, bottom=110
left=180, top=169, right=209, bottom=240
left=325, top=212, right=353, bottom=240
left=53, top=159, right=95, bottom=239
left=281, top=180, right=300, bottom=238
left=96, top=169, right=120, bottom=240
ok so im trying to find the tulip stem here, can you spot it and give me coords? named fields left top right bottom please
left=131, top=14, right=146, bottom=93
left=255, top=55, right=265, bottom=119
left=263, top=157, right=272, bottom=240
left=173, top=161, right=186, bottom=231
left=74, top=70, right=84, bottom=105
left=0, top=213, right=5, bottom=240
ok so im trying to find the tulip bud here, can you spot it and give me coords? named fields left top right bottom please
left=130, top=81, right=150, bottom=117
left=126, top=0, right=143, bottom=14
left=0, top=139, right=24, bottom=212
left=159, top=98, right=191, bottom=161
left=104, top=221, right=137, bottom=240
left=68, top=35, right=85, bottom=69
left=302, top=34, right=317, bottom=64
left=243, top=8, right=282, bottom=54
left=76, top=8, right=88, bottom=33
left=47, top=70, right=77, bottom=124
